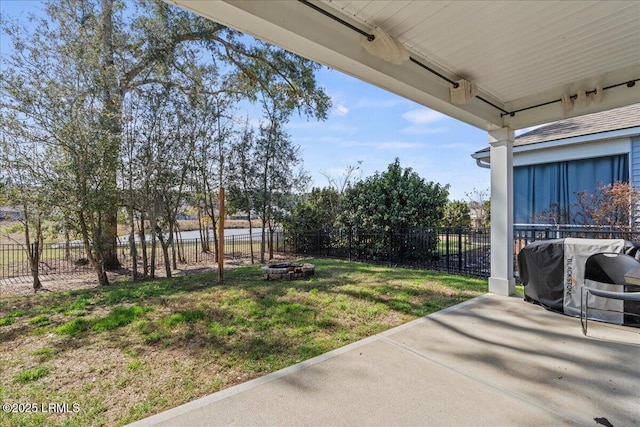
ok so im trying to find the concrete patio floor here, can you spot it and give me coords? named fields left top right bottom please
left=130, top=294, right=640, bottom=427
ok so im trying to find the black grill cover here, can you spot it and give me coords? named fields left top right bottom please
left=518, top=239, right=565, bottom=312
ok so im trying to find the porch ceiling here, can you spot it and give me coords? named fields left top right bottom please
left=168, top=0, right=640, bottom=131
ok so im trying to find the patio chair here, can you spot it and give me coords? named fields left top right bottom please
left=581, top=253, right=640, bottom=335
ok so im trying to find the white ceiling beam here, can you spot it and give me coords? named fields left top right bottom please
left=169, top=0, right=506, bottom=131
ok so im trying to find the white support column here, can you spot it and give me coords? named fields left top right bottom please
left=488, top=127, right=515, bottom=296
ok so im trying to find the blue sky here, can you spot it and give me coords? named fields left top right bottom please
left=0, top=0, right=492, bottom=201
left=286, top=67, right=491, bottom=200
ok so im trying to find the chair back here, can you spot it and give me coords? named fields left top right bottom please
left=584, top=253, right=640, bottom=286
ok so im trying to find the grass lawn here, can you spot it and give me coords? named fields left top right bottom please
left=0, top=258, right=487, bottom=427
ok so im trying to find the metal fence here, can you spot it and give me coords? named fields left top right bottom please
left=281, top=225, right=640, bottom=280
left=513, top=224, right=640, bottom=243
left=5, top=225, right=640, bottom=283
left=0, top=233, right=262, bottom=283
left=513, top=225, right=640, bottom=278
left=276, top=228, right=491, bottom=278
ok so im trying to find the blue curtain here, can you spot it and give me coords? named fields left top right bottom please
left=514, top=154, right=628, bottom=224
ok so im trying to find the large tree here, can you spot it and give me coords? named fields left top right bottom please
left=573, top=181, right=638, bottom=229
left=0, top=135, right=49, bottom=292
left=1, top=3, right=119, bottom=285
left=228, top=120, right=259, bottom=263
left=1, top=0, right=330, bottom=281
left=253, top=93, right=310, bottom=263
left=340, top=159, right=449, bottom=231
left=337, top=159, right=449, bottom=262
left=122, top=85, right=195, bottom=279
left=286, top=187, right=342, bottom=232
left=283, top=187, right=341, bottom=255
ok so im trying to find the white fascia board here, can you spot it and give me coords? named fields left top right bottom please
left=168, top=0, right=505, bottom=130
left=513, top=137, right=630, bottom=167
left=472, top=126, right=640, bottom=162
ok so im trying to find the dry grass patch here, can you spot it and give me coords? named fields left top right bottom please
left=0, top=258, right=487, bottom=426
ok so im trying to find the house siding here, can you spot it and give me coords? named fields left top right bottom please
left=632, top=136, right=640, bottom=188
left=631, top=136, right=640, bottom=227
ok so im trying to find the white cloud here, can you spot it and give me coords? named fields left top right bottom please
left=334, top=104, right=349, bottom=117
left=402, top=108, right=448, bottom=125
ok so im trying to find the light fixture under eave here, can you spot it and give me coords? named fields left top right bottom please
left=450, top=79, right=477, bottom=106
left=361, top=27, right=409, bottom=65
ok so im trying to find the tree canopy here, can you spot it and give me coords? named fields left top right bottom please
left=442, top=200, right=471, bottom=227
left=0, top=0, right=330, bottom=286
left=339, top=159, right=449, bottom=231
left=285, top=187, right=342, bottom=232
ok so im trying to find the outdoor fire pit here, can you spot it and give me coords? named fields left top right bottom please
left=261, top=262, right=315, bottom=280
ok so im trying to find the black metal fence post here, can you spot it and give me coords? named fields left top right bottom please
left=445, top=228, right=450, bottom=273
left=231, top=235, right=235, bottom=259
left=458, top=227, right=463, bottom=272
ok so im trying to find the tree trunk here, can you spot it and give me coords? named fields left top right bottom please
left=197, top=209, right=204, bottom=248
left=29, top=241, right=43, bottom=293
left=64, top=229, right=71, bottom=261
left=268, top=222, right=275, bottom=260
left=158, top=233, right=172, bottom=278
left=260, top=211, right=267, bottom=264
left=174, top=222, right=185, bottom=263
left=78, top=211, right=109, bottom=286
left=150, top=230, right=157, bottom=279
left=197, top=209, right=210, bottom=252
left=138, top=215, right=148, bottom=278
left=212, top=218, right=218, bottom=262
left=259, top=131, right=272, bottom=264
left=248, top=213, right=255, bottom=264
left=204, top=178, right=218, bottom=259
left=150, top=203, right=157, bottom=279
left=128, top=207, right=138, bottom=282
left=163, top=206, right=176, bottom=275
left=23, top=208, right=43, bottom=292
left=100, top=0, right=122, bottom=270
left=103, top=213, right=120, bottom=270
left=170, top=220, right=177, bottom=270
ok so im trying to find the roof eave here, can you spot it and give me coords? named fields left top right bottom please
left=471, top=126, right=640, bottom=162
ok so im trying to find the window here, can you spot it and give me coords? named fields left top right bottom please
left=513, top=154, right=628, bottom=224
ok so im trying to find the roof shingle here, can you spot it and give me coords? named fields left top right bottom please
left=475, top=103, right=640, bottom=154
